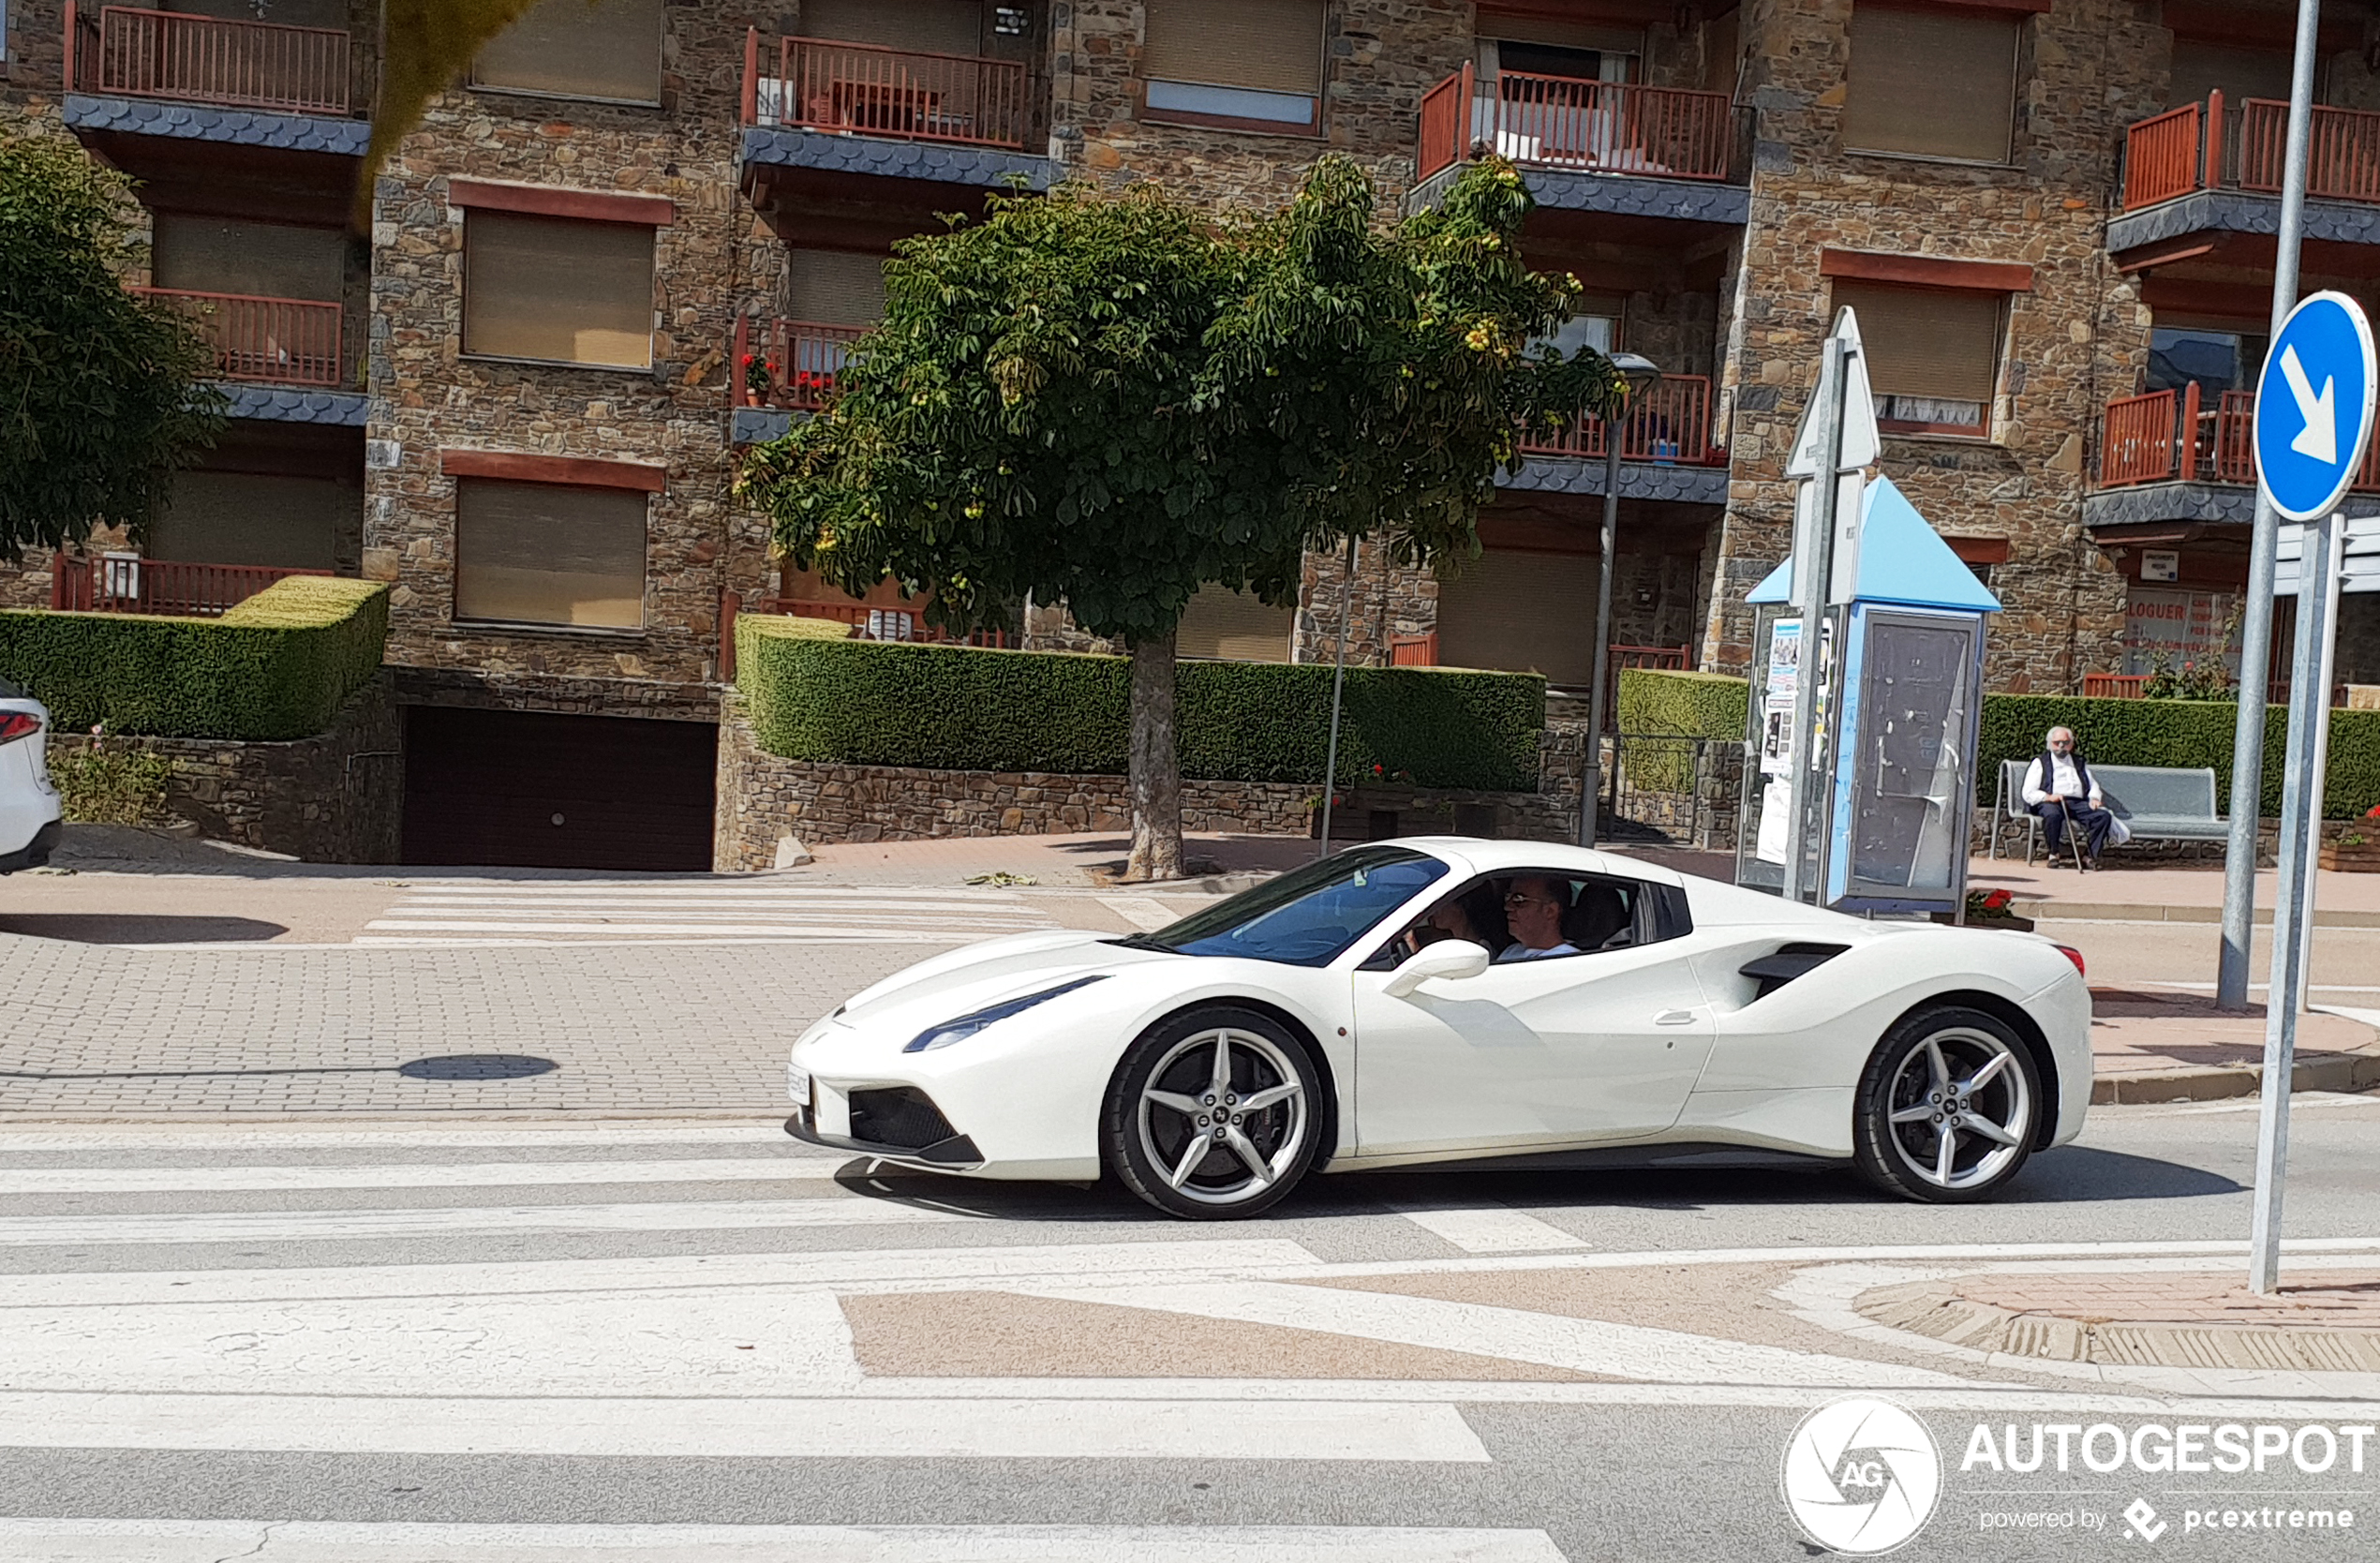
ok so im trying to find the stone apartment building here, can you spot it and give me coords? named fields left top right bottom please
left=0, top=0, right=2366, bottom=867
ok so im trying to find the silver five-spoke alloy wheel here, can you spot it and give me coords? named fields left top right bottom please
left=1136, top=1025, right=1310, bottom=1208
left=1883, top=1024, right=2032, bottom=1193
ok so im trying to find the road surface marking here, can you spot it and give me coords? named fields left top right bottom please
left=0, top=1157, right=856, bottom=1195
left=0, top=1124, right=802, bottom=1150
left=1031, top=1280, right=1973, bottom=1389
left=0, top=1392, right=1491, bottom=1463
left=2, top=1239, right=1326, bottom=1310
left=0, top=1520, right=1568, bottom=1563
left=1097, top=897, right=1190, bottom=930
left=1396, top=1204, right=1589, bottom=1254
left=0, top=1196, right=1021, bottom=1247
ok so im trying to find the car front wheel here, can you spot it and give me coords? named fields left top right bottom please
left=1852, top=1005, right=2041, bottom=1203
left=1103, top=1005, right=1322, bottom=1220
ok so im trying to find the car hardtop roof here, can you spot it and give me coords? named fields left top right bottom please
left=1384, top=836, right=1689, bottom=887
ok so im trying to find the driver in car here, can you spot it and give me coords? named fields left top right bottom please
left=1497, top=876, right=1581, bottom=962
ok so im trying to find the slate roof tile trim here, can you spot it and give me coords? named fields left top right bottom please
left=63, top=94, right=370, bottom=156
left=739, top=127, right=1055, bottom=192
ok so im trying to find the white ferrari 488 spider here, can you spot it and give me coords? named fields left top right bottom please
left=787, top=838, right=2090, bottom=1218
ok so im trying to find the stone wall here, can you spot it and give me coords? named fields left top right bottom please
left=1703, top=0, right=2162, bottom=692
left=45, top=676, right=403, bottom=863
left=364, top=0, right=783, bottom=708
left=715, top=692, right=1581, bottom=868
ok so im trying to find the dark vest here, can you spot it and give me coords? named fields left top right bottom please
left=2037, top=749, right=2093, bottom=801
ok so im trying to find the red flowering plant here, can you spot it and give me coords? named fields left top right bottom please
left=1962, top=887, right=2016, bottom=919
left=742, top=353, right=776, bottom=401
left=1365, top=761, right=1418, bottom=786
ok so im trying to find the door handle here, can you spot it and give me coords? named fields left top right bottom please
left=1653, top=1009, right=1698, bottom=1026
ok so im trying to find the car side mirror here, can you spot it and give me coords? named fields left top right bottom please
left=1383, top=938, right=1491, bottom=999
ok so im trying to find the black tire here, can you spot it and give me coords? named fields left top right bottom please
left=1852, top=1005, right=2042, bottom=1204
left=1103, top=1005, right=1324, bottom=1220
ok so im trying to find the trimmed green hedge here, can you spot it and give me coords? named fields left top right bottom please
left=1617, top=666, right=1749, bottom=738
left=0, top=575, right=388, bottom=741
left=1621, top=667, right=2380, bottom=820
left=736, top=616, right=1546, bottom=790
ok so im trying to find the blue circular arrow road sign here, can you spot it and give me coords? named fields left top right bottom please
left=2254, top=290, right=2378, bottom=522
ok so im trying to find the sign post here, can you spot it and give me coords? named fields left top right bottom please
left=1777, top=310, right=1878, bottom=903
left=2246, top=290, right=2377, bottom=1294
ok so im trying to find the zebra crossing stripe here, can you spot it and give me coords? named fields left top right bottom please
left=0, top=1392, right=1493, bottom=1463
left=0, top=1520, right=1567, bottom=1561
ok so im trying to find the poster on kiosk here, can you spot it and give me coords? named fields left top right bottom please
left=1737, top=478, right=2001, bottom=915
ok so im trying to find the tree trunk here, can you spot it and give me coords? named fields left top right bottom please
left=1123, top=631, right=1183, bottom=882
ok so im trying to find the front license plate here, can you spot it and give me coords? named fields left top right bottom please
left=787, top=1062, right=811, bottom=1107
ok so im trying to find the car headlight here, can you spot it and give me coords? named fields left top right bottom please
left=905, top=975, right=1108, bottom=1053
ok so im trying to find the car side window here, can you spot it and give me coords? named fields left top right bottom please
left=1363, top=870, right=1689, bottom=969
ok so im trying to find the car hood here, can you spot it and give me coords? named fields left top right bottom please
left=832, top=929, right=1174, bottom=1035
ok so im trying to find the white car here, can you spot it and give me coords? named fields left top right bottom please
left=787, top=838, right=2091, bottom=1218
left=0, top=678, right=62, bottom=874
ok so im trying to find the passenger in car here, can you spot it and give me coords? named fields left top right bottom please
left=1497, top=875, right=1583, bottom=961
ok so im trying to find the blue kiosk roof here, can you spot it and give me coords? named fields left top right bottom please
left=1747, top=476, right=2002, bottom=612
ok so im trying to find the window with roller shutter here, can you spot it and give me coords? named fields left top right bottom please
left=473, top=0, right=663, bottom=104
left=454, top=479, right=648, bottom=631
left=463, top=212, right=656, bottom=369
left=1843, top=3, right=2019, bottom=164
left=1141, top=0, right=1326, bottom=133
left=1830, top=280, right=2004, bottom=436
left=1434, top=547, right=1600, bottom=689
left=1175, top=586, right=1295, bottom=662
left=784, top=248, right=889, bottom=327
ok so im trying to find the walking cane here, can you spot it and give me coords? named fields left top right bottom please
left=2055, top=795, right=2089, bottom=873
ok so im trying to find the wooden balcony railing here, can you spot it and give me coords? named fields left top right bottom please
left=733, top=315, right=866, bottom=410
left=741, top=28, right=1027, bottom=148
left=1389, top=633, right=1438, bottom=668
left=2096, top=384, right=2380, bottom=492
left=67, top=1, right=351, bottom=116
left=1418, top=65, right=1736, bottom=183
left=51, top=554, right=330, bottom=618
left=718, top=590, right=1010, bottom=679
left=2081, top=673, right=2149, bottom=699
left=1520, top=374, right=1718, bottom=464
left=136, top=288, right=345, bottom=388
left=2124, top=91, right=2380, bottom=211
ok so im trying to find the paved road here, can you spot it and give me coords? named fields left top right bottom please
left=2, top=1100, right=2376, bottom=1562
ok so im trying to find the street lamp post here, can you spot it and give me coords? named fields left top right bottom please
left=1580, top=352, right=1666, bottom=848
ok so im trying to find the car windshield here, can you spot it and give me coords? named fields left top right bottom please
left=1122, top=846, right=1449, bottom=967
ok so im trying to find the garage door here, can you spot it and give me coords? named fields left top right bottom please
left=402, top=707, right=717, bottom=871
left=1434, top=546, right=1599, bottom=688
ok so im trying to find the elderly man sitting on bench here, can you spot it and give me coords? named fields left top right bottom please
left=2022, top=726, right=2114, bottom=870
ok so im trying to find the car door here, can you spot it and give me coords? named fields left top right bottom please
left=1348, top=871, right=1718, bottom=1158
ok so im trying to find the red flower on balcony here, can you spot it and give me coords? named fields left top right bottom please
left=742, top=352, right=774, bottom=398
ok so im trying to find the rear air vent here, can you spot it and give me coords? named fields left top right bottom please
left=1738, top=943, right=1849, bottom=1001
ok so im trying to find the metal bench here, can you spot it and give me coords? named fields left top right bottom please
left=1990, top=760, right=2226, bottom=863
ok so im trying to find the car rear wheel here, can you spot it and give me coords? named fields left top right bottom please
left=1853, top=1005, right=2041, bottom=1204
left=1103, top=1005, right=1322, bottom=1220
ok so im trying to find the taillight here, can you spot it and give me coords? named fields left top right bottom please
left=2054, top=944, right=2086, bottom=980
left=0, top=712, right=39, bottom=746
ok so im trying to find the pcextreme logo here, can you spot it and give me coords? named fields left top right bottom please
left=1781, top=1396, right=1943, bottom=1555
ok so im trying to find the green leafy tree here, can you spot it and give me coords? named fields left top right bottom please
left=737, top=156, right=1614, bottom=879
left=0, top=133, right=222, bottom=560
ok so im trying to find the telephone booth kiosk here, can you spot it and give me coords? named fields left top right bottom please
left=1735, top=477, right=2001, bottom=915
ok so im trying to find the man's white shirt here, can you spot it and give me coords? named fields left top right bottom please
left=2022, top=753, right=2100, bottom=808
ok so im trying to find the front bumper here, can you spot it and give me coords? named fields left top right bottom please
left=782, top=1109, right=983, bottom=1168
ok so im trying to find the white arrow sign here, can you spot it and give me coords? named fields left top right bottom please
left=1784, top=308, right=1880, bottom=478
left=2280, top=346, right=2338, bottom=463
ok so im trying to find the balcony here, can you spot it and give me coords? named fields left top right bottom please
left=2112, top=93, right=2380, bottom=267
left=1421, top=67, right=1736, bottom=185
left=732, top=316, right=863, bottom=412
left=2096, top=384, right=2380, bottom=494
left=67, top=3, right=351, bottom=117
left=1518, top=375, right=1718, bottom=465
left=138, top=289, right=346, bottom=389
left=1411, top=67, right=1748, bottom=233
left=51, top=554, right=330, bottom=618
left=742, top=32, right=1027, bottom=148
